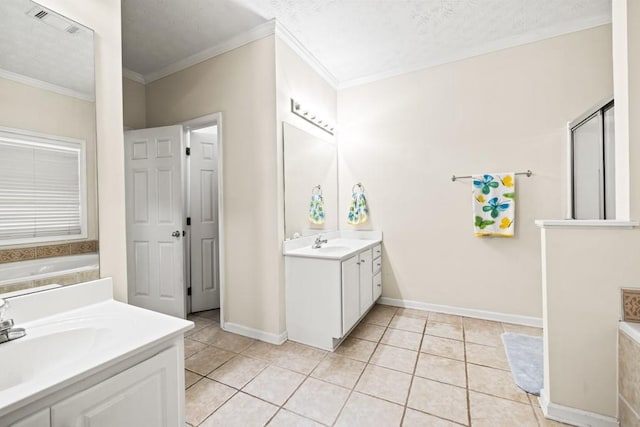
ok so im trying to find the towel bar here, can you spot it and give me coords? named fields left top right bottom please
left=451, top=170, right=532, bottom=182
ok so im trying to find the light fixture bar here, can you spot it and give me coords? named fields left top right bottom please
left=291, top=99, right=335, bottom=135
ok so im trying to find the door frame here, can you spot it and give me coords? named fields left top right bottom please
left=180, top=113, right=225, bottom=328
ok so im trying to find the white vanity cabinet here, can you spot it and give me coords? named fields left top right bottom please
left=0, top=278, right=192, bottom=427
left=357, top=249, right=373, bottom=314
left=342, top=248, right=373, bottom=334
left=373, top=244, right=382, bottom=301
left=51, top=345, right=180, bottom=426
left=11, top=410, right=49, bottom=427
left=7, top=340, right=184, bottom=427
left=285, top=236, right=382, bottom=351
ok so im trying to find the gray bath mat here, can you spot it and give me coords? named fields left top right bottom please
left=501, top=332, right=543, bottom=395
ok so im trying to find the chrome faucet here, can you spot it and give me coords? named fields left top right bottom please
left=312, top=234, right=328, bottom=249
left=0, top=298, right=26, bottom=344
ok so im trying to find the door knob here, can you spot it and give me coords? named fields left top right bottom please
left=171, top=230, right=180, bottom=237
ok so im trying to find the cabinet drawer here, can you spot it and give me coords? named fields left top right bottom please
left=373, top=271, right=382, bottom=300
left=373, top=255, right=382, bottom=274
left=372, top=244, right=382, bottom=259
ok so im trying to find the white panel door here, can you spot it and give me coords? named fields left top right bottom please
left=189, top=129, right=220, bottom=312
left=51, top=346, right=180, bottom=427
left=124, top=126, right=186, bottom=318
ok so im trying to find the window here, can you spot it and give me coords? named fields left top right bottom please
left=0, top=127, right=87, bottom=245
left=570, top=99, right=615, bottom=219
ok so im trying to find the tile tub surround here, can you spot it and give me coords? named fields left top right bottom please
left=0, top=269, right=100, bottom=295
left=0, top=251, right=100, bottom=295
left=622, top=289, right=640, bottom=323
left=0, top=240, right=98, bottom=263
left=619, top=324, right=640, bottom=426
left=184, top=305, right=568, bottom=427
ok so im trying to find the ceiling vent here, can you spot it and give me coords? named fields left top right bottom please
left=26, top=6, right=79, bottom=34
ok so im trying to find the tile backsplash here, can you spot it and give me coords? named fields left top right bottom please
left=622, top=288, right=640, bottom=323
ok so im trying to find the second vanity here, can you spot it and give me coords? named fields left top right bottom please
left=0, top=278, right=192, bottom=426
left=283, top=231, right=382, bottom=350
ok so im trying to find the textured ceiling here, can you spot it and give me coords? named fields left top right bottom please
left=122, top=0, right=266, bottom=76
left=0, top=0, right=94, bottom=98
left=122, top=0, right=611, bottom=86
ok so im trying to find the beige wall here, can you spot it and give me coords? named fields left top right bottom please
left=541, top=226, right=640, bottom=418
left=275, top=37, right=338, bottom=329
left=0, top=77, right=98, bottom=244
left=146, top=36, right=281, bottom=334
left=123, top=77, right=146, bottom=129
left=535, top=1, right=640, bottom=421
left=37, top=0, right=127, bottom=301
left=337, top=25, right=613, bottom=319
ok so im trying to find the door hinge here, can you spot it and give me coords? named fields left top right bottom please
left=186, top=147, right=191, bottom=156
left=187, top=287, right=192, bottom=296
left=186, top=217, right=191, bottom=226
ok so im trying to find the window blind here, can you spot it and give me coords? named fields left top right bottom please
left=0, top=130, right=86, bottom=244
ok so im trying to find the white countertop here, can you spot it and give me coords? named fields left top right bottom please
left=283, top=231, right=382, bottom=261
left=0, top=278, right=193, bottom=418
left=284, top=238, right=380, bottom=260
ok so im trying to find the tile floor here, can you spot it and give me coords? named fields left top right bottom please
left=183, top=305, right=569, bottom=427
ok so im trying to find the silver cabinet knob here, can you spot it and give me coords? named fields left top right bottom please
left=171, top=230, right=180, bottom=237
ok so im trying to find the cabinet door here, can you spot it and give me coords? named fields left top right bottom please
left=342, top=255, right=360, bottom=335
left=358, top=249, right=373, bottom=315
left=11, top=409, right=50, bottom=427
left=373, top=271, right=382, bottom=301
left=52, top=346, right=180, bottom=427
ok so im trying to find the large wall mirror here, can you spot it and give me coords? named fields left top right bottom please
left=0, top=0, right=98, bottom=295
left=283, top=122, right=338, bottom=239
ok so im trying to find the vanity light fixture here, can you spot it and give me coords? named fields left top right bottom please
left=291, top=99, right=335, bottom=135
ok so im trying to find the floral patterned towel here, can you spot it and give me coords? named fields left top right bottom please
left=472, top=173, right=515, bottom=237
left=309, top=193, right=325, bottom=225
left=347, top=191, right=368, bottom=225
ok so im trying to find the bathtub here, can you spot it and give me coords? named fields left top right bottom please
left=620, top=321, right=640, bottom=344
left=0, top=253, right=99, bottom=287
left=619, top=321, right=640, bottom=426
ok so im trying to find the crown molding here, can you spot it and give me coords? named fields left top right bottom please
left=274, top=21, right=339, bottom=89
left=143, top=19, right=276, bottom=84
left=122, top=14, right=609, bottom=91
left=122, top=68, right=145, bottom=84
left=339, top=15, right=611, bottom=89
left=0, top=68, right=94, bottom=102
left=122, top=18, right=340, bottom=90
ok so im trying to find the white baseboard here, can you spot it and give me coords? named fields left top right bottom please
left=538, top=391, right=619, bottom=427
left=223, top=322, right=287, bottom=345
left=378, top=297, right=542, bottom=327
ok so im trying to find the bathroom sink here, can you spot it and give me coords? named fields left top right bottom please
left=315, top=245, right=352, bottom=253
left=0, top=324, right=110, bottom=392
left=284, top=237, right=380, bottom=260
left=0, top=279, right=194, bottom=419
